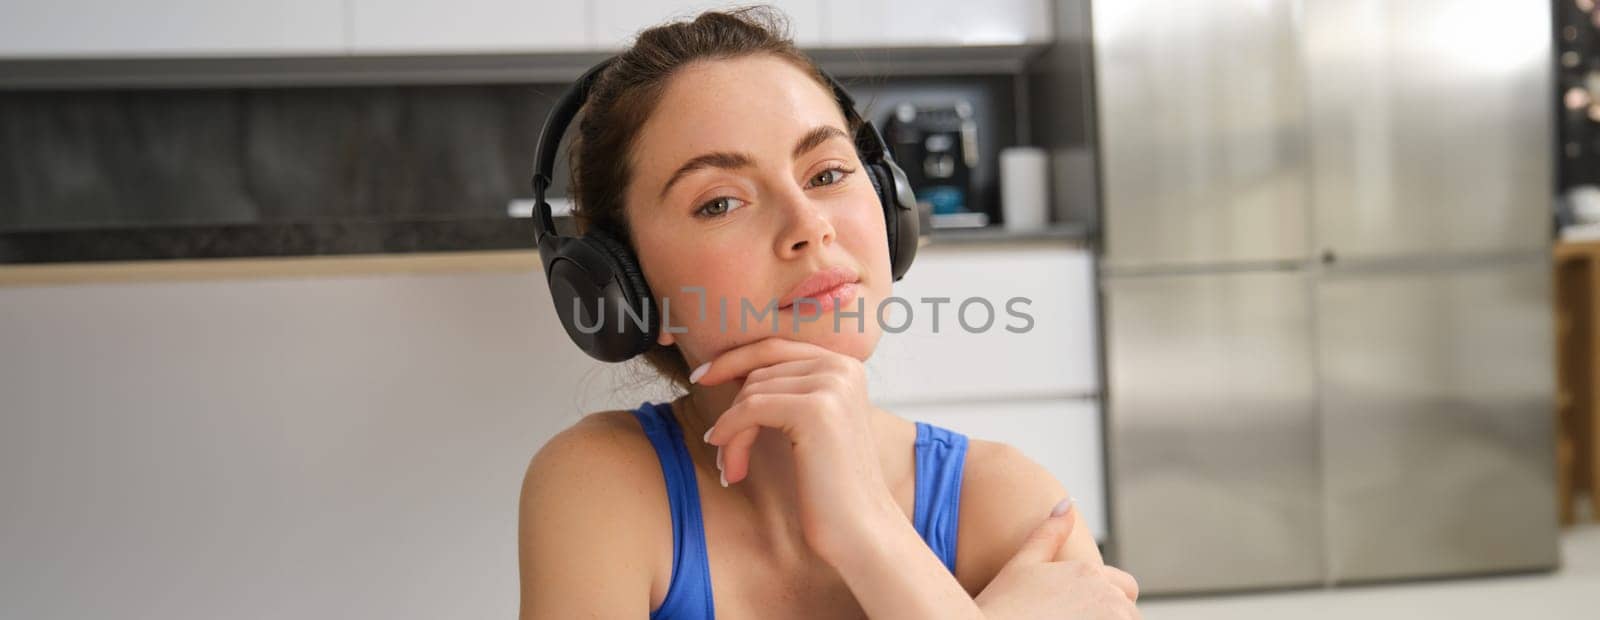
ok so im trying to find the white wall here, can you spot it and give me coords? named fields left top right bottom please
left=0, top=265, right=676, bottom=619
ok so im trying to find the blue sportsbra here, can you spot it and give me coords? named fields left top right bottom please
left=628, top=399, right=968, bottom=620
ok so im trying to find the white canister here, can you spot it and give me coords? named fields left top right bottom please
left=1000, top=147, right=1050, bottom=232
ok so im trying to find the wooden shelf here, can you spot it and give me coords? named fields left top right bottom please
left=923, top=222, right=1093, bottom=247
left=0, top=249, right=538, bottom=288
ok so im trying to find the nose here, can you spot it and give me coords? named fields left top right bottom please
left=773, top=191, right=836, bottom=258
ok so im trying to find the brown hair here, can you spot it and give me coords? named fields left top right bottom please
left=568, top=5, right=854, bottom=391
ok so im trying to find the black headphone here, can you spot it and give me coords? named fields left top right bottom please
left=531, top=56, right=921, bottom=363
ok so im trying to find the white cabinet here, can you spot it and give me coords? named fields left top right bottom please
left=896, top=398, right=1108, bottom=542
left=349, top=0, right=588, bottom=53
left=821, top=0, right=1053, bottom=47
left=591, top=0, right=823, bottom=49
left=0, top=0, right=343, bottom=57
left=866, top=243, right=1099, bottom=405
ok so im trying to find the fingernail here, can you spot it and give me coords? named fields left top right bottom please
left=716, top=447, right=723, bottom=472
left=690, top=362, right=711, bottom=384
left=1050, top=496, right=1075, bottom=518
left=719, top=470, right=728, bottom=487
left=702, top=426, right=714, bottom=444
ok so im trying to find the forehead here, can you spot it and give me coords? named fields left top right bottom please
left=629, top=55, right=848, bottom=171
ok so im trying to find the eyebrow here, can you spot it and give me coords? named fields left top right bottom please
left=791, top=125, right=850, bottom=161
left=657, top=125, right=852, bottom=200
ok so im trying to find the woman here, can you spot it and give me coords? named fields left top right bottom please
left=518, top=7, right=1139, bottom=619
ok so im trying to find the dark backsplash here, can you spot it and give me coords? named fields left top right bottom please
left=0, top=83, right=569, bottom=232
left=0, top=74, right=1018, bottom=262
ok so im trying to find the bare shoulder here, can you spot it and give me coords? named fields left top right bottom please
left=517, top=409, right=668, bottom=618
left=521, top=409, right=665, bottom=503
left=522, top=409, right=666, bottom=498
left=953, top=438, right=1102, bottom=595
left=956, top=439, right=1068, bottom=550
left=525, top=409, right=662, bottom=482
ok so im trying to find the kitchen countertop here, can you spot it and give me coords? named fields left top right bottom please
left=0, top=218, right=1093, bottom=287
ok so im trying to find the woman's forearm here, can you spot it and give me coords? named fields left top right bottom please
left=828, top=511, right=985, bottom=620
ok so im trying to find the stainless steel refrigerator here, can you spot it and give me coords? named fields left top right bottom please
left=1089, top=0, right=1560, bottom=594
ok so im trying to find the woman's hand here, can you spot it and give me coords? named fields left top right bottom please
left=694, top=337, right=903, bottom=565
left=975, top=500, right=1141, bottom=620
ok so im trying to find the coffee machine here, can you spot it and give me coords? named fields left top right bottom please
left=880, top=101, right=984, bottom=228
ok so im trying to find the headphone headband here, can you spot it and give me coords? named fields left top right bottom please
left=531, top=56, right=616, bottom=247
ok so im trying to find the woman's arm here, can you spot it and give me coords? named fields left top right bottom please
left=818, top=441, right=1126, bottom=620
left=518, top=414, right=659, bottom=619
left=956, top=440, right=1106, bottom=592
left=822, top=495, right=987, bottom=620
left=824, top=488, right=1138, bottom=620
left=956, top=440, right=1140, bottom=611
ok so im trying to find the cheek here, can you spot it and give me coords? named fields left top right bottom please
left=651, top=260, right=782, bottom=360
left=647, top=245, right=763, bottom=328
left=837, top=196, right=894, bottom=278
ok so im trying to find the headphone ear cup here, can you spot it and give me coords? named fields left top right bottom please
left=864, top=160, right=920, bottom=282
left=544, top=230, right=657, bottom=362
left=863, top=163, right=899, bottom=273
left=853, top=118, right=920, bottom=283
left=865, top=159, right=886, bottom=198
left=587, top=230, right=657, bottom=355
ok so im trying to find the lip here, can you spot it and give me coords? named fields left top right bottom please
left=777, top=265, right=861, bottom=311
left=781, top=282, right=858, bottom=319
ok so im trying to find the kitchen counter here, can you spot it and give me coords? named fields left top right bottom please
left=0, top=217, right=1093, bottom=287
left=0, top=250, right=538, bottom=287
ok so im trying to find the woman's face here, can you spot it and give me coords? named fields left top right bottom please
left=624, top=54, right=892, bottom=368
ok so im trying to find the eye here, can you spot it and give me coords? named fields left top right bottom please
left=693, top=196, right=748, bottom=219
left=806, top=165, right=855, bottom=189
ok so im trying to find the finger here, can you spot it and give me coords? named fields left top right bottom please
left=720, top=371, right=828, bottom=484
left=733, top=374, right=833, bottom=408
left=709, top=392, right=806, bottom=485
left=720, top=427, right=760, bottom=485
left=692, top=337, right=834, bottom=386
left=720, top=370, right=849, bottom=485
left=1004, top=498, right=1078, bottom=567
left=1051, top=503, right=1105, bottom=567
left=705, top=392, right=795, bottom=443
left=1101, top=565, right=1140, bottom=602
left=740, top=357, right=827, bottom=387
